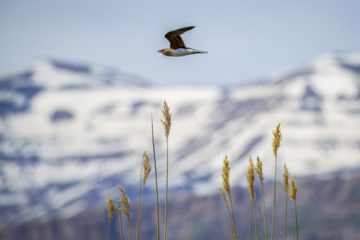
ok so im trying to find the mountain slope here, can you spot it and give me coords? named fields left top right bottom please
left=0, top=53, right=360, bottom=224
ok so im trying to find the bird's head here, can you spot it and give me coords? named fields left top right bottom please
left=157, top=48, right=173, bottom=56
left=157, top=49, right=165, bottom=54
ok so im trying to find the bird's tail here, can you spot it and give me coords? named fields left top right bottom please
left=195, top=50, right=208, bottom=54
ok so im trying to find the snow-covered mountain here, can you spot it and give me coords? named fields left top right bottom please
left=1, top=53, right=360, bottom=224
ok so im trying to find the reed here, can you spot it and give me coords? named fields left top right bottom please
left=107, top=195, right=116, bottom=240
left=283, top=164, right=290, bottom=240
left=161, top=101, right=171, bottom=240
left=119, top=207, right=124, bottom=240
left=151, top=114, right=160, bottom=240
left=221, top=155, right=237, bottom=239
left=247, top=157, right=257, bottom=240
left=136, top=173, right=142, bottom=240
left=219, top=188, right=234, bottom=236
left=290, top=178, right=298, bottom=240
left=136, top=151, right=152, bottom=240
left=271, top=124, right=283, bottom=240
left=117, top=186, right=132, bottom=240
left=255, top=156, right=268, bottom=240
left=255, top=198, right=265, bottom=240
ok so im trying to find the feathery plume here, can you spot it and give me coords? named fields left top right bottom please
left=271, top=123, right=282, bottom=240
left=117, top=185, right=132, bottom=240
left=162, top=101, right=172, bottom=240
left=283, top=163, right=290, bottom=193
left=256, top=156, right=268, bottom=240
left=221, top=155, right=237, bottom=239
left=107, top=195, right=116, bottom=240
left=107, top=195, right=116, bottom=220
left=161, top=101, right=171, bottom=139
left=219, top=188, right=231, bottom=213
left=290, top=178, right=297, bottom=200
left=247, top=157, right=255, bottom=202
left=117, top=185, right=131, bottom=218
left=272, top=123, right=283, bottom=158
left=222, top=155, right=231, bottom=195
left=290, top=178, right=299, bottom=240
left=142, top=151, right=151, bottom=185
left=255, top=156, right=264, bottom=185
left=283, top=164, right=290, bottom=240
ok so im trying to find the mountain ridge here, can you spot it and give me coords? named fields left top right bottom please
left=0, top=52, right=360, bottom=224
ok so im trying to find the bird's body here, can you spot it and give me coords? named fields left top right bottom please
left=158, top=26, right=207, bottom=57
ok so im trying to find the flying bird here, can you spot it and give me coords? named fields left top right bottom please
left=158, top=26, right=208, bottom=57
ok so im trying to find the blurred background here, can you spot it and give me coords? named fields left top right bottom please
left=1, top=1, right=360, bottom=240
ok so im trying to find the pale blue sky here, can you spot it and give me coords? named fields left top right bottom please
left=0, top=0, right=359, bottom=86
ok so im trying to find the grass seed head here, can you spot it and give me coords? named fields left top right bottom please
left=255, top=156, right=264, bottom=185
left=107, top=195, right=116, bottom=220
left=117, top=185, right=131, bottom=218
left=247, top=156, right=255, bottom=202
left=161, top=101, right=171, bottom=139
left=222, top=155, right=231, bottom=195
left=272, top=123, right=283, bottom=158
left=289, top=178, right=297, bottom=200
left=142, top=151, right=151, bottom=185
left=283, top=163, right=290, bottom=192
left=219, top=188, right=230, bottom=211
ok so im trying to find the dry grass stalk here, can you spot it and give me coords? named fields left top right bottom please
left=271, top=123, right=283, bottom=240
left=247, top=157, right=255, bottom=202
left=256, top=156, right=268, bottom=240
left=142, top=151, right=151, bottom=185
left=161, top=101, right=171, bottom=139
left=107, top=195, right=116, bottom=220
left=119, top=206, right=124, bottom=240
left=283, top=164, right=290, bottom=240
left=253, top=200, right=258, bottom=240
left=247, top=157, right=258, bottom=240
left=136, top=172, right=143, bottom=240
left=272, top=124, right=283, bottom=158
left=161, top=101, right=171, bottom=240
left=255, top=198, right=265, bottom=240
left=222, top=155, right=231, bottom=195
left=107, top=196, right=116, bottom=240
left=249, top=201, right=253, bottom=240
left=151, top=114, right=160, bottom=240
left=136, top=151, right=152, bottom=240
left=117, top=186, right=132, bottom=240
left=289, top=178, right=298, bottom=240
left=220, top=188, right=234, bottom=236
left=221, top=155, right=237, bottom=239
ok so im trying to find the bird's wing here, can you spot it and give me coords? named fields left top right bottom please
left=165, top=26, right=195, bottom=49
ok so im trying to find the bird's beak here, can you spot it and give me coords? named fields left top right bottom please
left=157, top=50, right=161, bottom=53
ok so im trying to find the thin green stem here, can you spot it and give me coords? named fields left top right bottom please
left=292, top=220, right=294, bottom=240
left=271, top=156, right=277, bottom=240
left=151, top=114, right=160, bottom=240
left=164, top=139, right=169, bottom=240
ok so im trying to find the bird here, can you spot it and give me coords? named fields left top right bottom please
left=158, top=26, right=208, bottom=57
